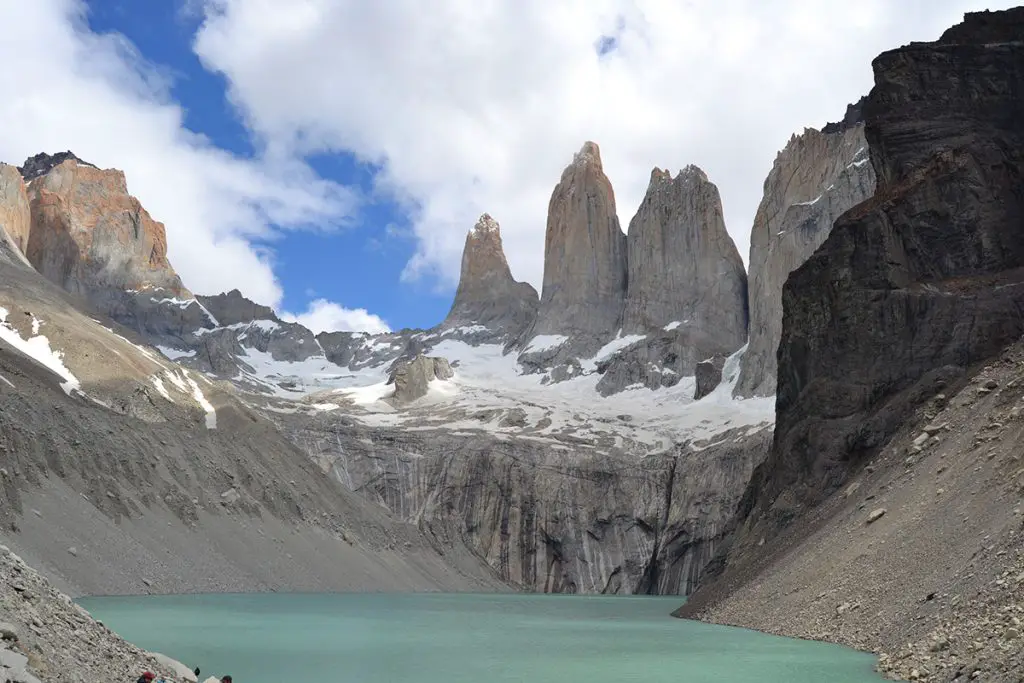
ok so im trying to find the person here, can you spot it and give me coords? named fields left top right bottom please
left=136, top=673, right=155, bottom=683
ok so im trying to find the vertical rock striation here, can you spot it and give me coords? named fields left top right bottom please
left=734, top=105, right=876, bottom=399
left=442, top=213, right=538, bottom=340
left=530, top=142, right=627, bottom=345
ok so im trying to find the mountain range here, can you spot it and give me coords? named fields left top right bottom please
left=3, top=7, right=1024, bottom=681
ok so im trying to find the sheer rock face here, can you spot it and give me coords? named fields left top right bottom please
left=530, top=142, right=627, bottom=347
left=24, top=159, right=187, bottom=300
left=692, top=7, right=1024, bottom=591
left=622, top=165, right=747, bottom=350
left=0, top=164, right=30, bottom=256
left=442, top=214, right=538, bottom=340
left=734, top=119, right=876, bottom=398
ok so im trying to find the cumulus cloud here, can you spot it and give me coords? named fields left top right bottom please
left=0, top=0, right=358, bottom=307
left=193, top=0, right=1018, bottom=292
left=281, top=299, right=391, bottom=334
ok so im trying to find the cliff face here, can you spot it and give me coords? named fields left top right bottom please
left=442, top=214, right=538, bottom=340
left=685, top=7, right=1024, bottom=610
left=292, top=417, right=771, bottom=595
left=531, top=142, right=627, bottom=344
left=24, top=158, right=187, bottom=299
left=623, top=166, right=747, bottom=348
left=0, top=164, right=30, bottom=257
left=735, top=114, right=876, bottom=398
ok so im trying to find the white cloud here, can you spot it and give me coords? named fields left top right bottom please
left=281, top=298, right=391, bottom=334
left=192, top=0, right=1019, bottom=293
left=0, top=0, right=358, bottom=307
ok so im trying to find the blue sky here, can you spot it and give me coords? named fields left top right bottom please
left=3, top=0, right=1012, bottom=335
left=83, top=0, right=451, bottom=332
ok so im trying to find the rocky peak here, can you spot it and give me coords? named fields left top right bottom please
left=622, top=164, right=747, bottom=351
left=23, top=157, right=187, bottom=301
left=734, top=110, right=876, bottom=399
left=530, top=141, right=627, bottom=345
left=197, top=289, right=278, bottom=327
left=442, top=213, right=538, bottom=339
left=18, top=151, right=96, bottom=182
left=0, top=164, right=30, bottom=256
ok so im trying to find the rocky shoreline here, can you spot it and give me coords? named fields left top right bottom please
left=1, top=543, right=192, bottom=683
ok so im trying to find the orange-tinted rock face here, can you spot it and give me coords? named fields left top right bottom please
left=25, top=160, right=187, bottom=298
left=0, top=163, right=30, bottom=255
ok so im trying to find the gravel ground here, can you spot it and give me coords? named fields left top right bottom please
left=688, top=342, right=1024, bottom=682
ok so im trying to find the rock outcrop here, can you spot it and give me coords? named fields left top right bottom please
left=622, top=166, right=747, bottom=347
left=684, top=6, right=1024, bottom=613
left=694, top=356, right=726, bottom=400
left=734, top=108, right=876, bottom=399
left=24, top=156, right=187, bottom=300
left=0, top=164, right=30, bottom=257
left=529, top=142, right=627, bottom=347
left=441, top=214, right=538, bottom=340
left=197, top=289, right=275, bottom=327
left=387, top=355, right=453, bottom=403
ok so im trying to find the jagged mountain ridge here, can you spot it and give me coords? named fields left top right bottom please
left=0, top=96, right=872, bottom=597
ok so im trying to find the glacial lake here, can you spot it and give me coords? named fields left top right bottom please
left=78, top=593, right=885, bottom=683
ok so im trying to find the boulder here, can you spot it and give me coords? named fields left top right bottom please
left=694, top=356, right=727, bottom=400
left=388, top=355, right=454, bottom=403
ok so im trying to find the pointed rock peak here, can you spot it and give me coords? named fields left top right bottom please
left=647, top=164, right=709, bottom=191
left=679, top=164, right=709, bottom=182
left=18, top=151, right=97, bottom=181
left=650, top=167, right=672, bottom=184
left=443, top=213, right=539, bottom=335
left=573, top=141, right=603, bottom=168
left=470, top=213, right=501, bottom=238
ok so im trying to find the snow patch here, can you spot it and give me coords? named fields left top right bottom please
left=0, top=307, right=80, bottom=395
left=0, top=374, right=14, bottom=389
left=794, top=194, right=822, bottom=206
left=151, top=376, right=171, bottom=401
left=184, top=373, right=217, bottom=429
left=30, top=316, right=40, bottom=335
left=524, top=335, right=568, bottom=354
left=663, top=321, right=681, bottom=331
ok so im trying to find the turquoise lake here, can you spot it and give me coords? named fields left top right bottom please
left=78, top=593, right=885, bottom=683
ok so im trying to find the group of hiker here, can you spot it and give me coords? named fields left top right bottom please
left=136, top=669, right=231, bottom=683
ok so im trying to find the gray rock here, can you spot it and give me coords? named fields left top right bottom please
left=387, top=355, right=453, bottom=404
left=219, top=488, right=240, bottom=505
left=0, top=622, right=18, bottom=641
left=694, top=356, right=727, bottom=400
left=622, top=166, right=747, bottom=355
left=528, top=142, right=627, bottom=355
left=734, top=119, right=876, bottom=399
left=867, top=508, right=886, bottom=524
left=441, top=214, right=538, bottom=342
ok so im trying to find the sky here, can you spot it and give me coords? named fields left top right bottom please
left=0, top=0, right=1017, bottom=333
